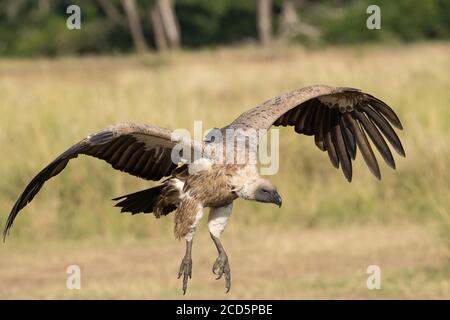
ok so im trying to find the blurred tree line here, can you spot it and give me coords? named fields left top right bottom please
left=0, top=0, right=448, bottom=56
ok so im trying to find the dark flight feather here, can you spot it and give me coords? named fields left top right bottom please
left=324, top=109, right=340, bottom=168
left=361, top=105, right=405, bottom=157
left=367, top=95, right=403, bottom=129
left=345, top=113, right=381, bottom=179
left=294, top=104, right=311, bottom=133
left=340, top=118, right=357, bottom=160
left=353, top=109, right=396, bottom=169
left=331, top=119, right=352, bottom=182
left=314, top=104, right=326, bottom=151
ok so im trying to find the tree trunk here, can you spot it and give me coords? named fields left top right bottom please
left=38, top=0, right=50, bottom=14
left=6, top=0, right=23, bottom=19
left=279, top=0, right=320, bottom=41
left=280, top=0, right=299, bottom=38
left=98, top=0, right=127, bottom=27
left=157, top=0, right=181, bottom=49
left=257, top=0, right=272, bottom=47
left=122, top=0, right=148, bottom=52
left=150, top=4, right=168, bottom=51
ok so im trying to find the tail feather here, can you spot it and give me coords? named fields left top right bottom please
left=113, top=185, right=165, bottom=215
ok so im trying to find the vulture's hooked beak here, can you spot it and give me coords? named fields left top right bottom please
left=273, top=191, right=282, bottom=208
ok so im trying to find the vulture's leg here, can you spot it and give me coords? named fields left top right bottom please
left=208, top=204, right=232, bottom=292
left=176, top=204, right=204, bottom=294
left=210, top=233, right=231, bottom=292
left=178, top=239, right=193, bottom=295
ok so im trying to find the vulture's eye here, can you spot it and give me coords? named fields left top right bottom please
left=260, top=188, right=270, bottom=194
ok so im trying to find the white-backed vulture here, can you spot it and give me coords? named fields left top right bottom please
left=4, top=85, right=405, bottom=294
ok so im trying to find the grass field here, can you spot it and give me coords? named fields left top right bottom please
left=0, top=42, right=449, bottom=299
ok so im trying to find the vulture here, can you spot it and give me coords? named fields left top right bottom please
left=3, top=85, right=405, bottom=294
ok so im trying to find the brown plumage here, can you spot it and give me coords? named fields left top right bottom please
left=4, top=85, right=405, bottom=294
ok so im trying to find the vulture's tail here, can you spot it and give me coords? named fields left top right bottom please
left=112, top=185, right=173, bottom=216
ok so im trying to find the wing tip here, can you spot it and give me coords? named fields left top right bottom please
left=367, top=95, right=404, bottom=130
left=3, top=220, right=13, bottom=243
left=3, top=202, right=21, bottom=242
left=387, top=161, right=396, bottom=170
left=373, top=170, right=382, bottom=180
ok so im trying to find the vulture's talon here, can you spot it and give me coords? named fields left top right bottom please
left=212, top=253, right=231, bottom=291
left=178, top=256, right=192, bottom=294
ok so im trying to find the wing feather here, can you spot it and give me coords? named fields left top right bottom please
left=331, top=119, right=352, bottom=182
left=324, top=109, right=340, bottom=169
left=303, top=100, right=319, bottom=135
left=345, top=113, right=381, bottom=179
left=288, top=107, right=302, bottom=126
left=353, top=110, right=395, bottom=169
left=4, top=122, right=201, bottom=239
left=314, top=105, right=326, bottom=151
left=361, top=105, right=406, bottom=157
left=340, top=118, right=357, bottom=160
left=226, top=85, right=404, bottom=181
left=294, top=104, right=311, bottom=133
left=367, top=95, right=403, bottom=129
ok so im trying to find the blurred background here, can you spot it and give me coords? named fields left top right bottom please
left=0, top=0, right=449, bottom=299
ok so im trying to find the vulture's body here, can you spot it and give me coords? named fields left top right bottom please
left=4, top=85, right=405, bottom=294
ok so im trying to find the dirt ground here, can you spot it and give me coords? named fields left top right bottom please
left=1, top=223, right=448, bottom=299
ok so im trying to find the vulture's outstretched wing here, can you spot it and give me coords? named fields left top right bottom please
left=227, top=85, right=405, bottom=181
left=4, top=122, right=200, bottom=239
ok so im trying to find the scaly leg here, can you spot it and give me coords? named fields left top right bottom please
left=210, top=233, right=231, bottom=293
left=177, top=239, right=193, bottom=295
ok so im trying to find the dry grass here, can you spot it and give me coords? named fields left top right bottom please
left=0, top=42, right=449, bottom=298
left=0, top=223, right=448, bottom=299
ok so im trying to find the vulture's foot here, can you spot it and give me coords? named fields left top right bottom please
left=212, top=252, right=231, bottom=293
left=178, top=240, right=193, bottom=295
left=178, top=255, right=192, bottom=295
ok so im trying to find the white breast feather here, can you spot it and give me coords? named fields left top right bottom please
left=188, top=158, right=213, bottom=175
left=229, top=165, right=259, bottom=192
left=208, top=204, right=233, bottom=238
left=172, top=178, right=185, bottom=191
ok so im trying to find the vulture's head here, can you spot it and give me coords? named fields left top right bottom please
left=238, top=178, right=282, bottom=207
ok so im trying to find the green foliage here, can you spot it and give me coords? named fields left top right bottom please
left=177, top=0, right=258, bottom=47
left=0, top=1, right=448, bottom=55
left=321, top=0, right=450, bottom=44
